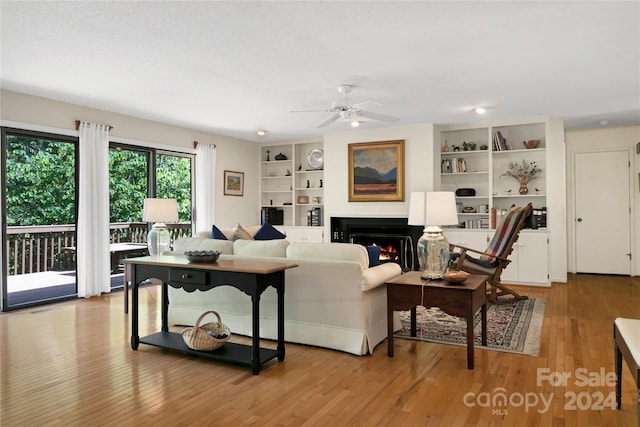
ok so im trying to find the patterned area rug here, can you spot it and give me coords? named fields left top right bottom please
left=394, top=298, right=545, bottom=356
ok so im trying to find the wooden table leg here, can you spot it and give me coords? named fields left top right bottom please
left=466, top=310, right=475, bottom=370
left=481, top=303, right=487, bottom=347
left=387, top=303, right=394, bottom=357
left=410, top=306, right=417, bottom=337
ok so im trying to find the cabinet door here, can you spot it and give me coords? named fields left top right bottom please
left=515, top=232, right=549, bottom=285
left=284, top=227, right=324, bottom=243
left=445, top=230, right=489, bottom=253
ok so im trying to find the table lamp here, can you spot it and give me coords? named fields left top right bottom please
left=142, top=198, right=179, bottom=255
left=409, top=191, right=458, bottom=280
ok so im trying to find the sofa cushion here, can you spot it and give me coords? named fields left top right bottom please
left=366, top=246, right=381, bottom=267
left=173, top=237, right=234, bottom=254
left=233, top=239, right=289, bottom=257
left=286, top=242, right=369, bottom=269
left=232, top=223, right=253, bottom=241
left=211, top=224, right=228, bottom=240
left=253, top=222, right=286, bottom=240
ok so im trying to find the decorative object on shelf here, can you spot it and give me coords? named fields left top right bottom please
left=298, top=163, right=302, bottom=171
left=442, top=140, right=450, bottom=152
left=307, top=148, right=324, bottom=170
left=185, top=250, right=220, bottom=263
left=480, top=144, right=488, bottom=150
left=285, top=169, right=291, bottom=176
left=319, top=179, right=323, bottom=188
left=143, top=198, right=179, bottom=255
left=408, top=191, right=459, bottom=280
left=297, top=196, right=309, bottom=204
left=306, top=179, right=310, bottom=188
left=181, top=310, right=230, bottom=351
left=312, top=196, right=322, bottom=204
left=523, top=139, right=541, bottom=149
left=266, top=150, right=270, bottom=161
left=463, top=141, right=476, bottom=151
left=223, top=170, right=244, bottom=196
left=348, top=140, right=405, bottom=202
left=275, top=152, right=288, bottom=161
left=500, top=160, right=542, bottom=195
left=453, top=145, right=460, bottom=152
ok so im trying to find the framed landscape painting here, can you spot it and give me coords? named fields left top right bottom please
left=223, top=170, right=244, bottom=196
left=348, top=140, right=405, bottom=202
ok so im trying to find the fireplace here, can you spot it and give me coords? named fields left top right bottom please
left=330, top=217, right=423, bottom=271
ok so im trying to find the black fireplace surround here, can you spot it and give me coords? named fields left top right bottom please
left=330, top=217, right=423, bottom=271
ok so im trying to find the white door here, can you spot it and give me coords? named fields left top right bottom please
left=574, top=150, right=631, bottom=274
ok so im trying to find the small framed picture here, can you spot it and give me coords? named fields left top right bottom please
left=297, top=196, right=309, bottom=204
left=223, top=170, right=244, bottom=196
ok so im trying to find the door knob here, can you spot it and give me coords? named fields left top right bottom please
left=577, top=218, right=582, bottom=222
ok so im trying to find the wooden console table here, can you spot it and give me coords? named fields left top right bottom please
left=124, top=255, right=297, bottom=375
left=386, top=272, right=488, bottom=369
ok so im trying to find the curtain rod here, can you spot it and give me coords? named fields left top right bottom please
left=75, top=120, right=113, bottom=131
left=194, top=141, right=216, bottom=149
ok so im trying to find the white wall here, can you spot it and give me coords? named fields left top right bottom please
left=566, top=125, right=640, bottom=275
left=322, top=123, right=435, bottom=236
left=0, top=90, right=259, bottom=229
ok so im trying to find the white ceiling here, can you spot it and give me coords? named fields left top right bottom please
left=1, top=1, right=639, bottom=143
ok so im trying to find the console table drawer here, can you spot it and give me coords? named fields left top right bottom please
left=168, top=268, right=208, bottom=285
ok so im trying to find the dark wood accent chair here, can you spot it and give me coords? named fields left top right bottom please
left=449, top=203, right=533, bottom=305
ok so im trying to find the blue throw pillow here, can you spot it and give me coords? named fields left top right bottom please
left=253, top=222, right=286, bottom=240
left=366, top=245, right=381, bottom=267
left=211, top=224, right=228, bottom=240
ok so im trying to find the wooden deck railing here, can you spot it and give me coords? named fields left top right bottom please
left=5, top=223, right=192, bottom=276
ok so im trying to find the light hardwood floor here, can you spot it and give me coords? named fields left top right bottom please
left=1, top=274, right=639, bottom=426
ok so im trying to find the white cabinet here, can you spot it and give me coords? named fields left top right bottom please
left=500, top=231, right=549, bottom=286
left=444, top=230, right=490, bottom=253
left=260, top=142, right=323, bottom=227
left=284, top=226, right=324, bottom=243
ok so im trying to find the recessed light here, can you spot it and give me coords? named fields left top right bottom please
left=475, top=107, right=486, bottom=114
left=257, top=130, right=267, bottom=136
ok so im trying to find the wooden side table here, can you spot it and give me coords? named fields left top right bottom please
left=386, top=272, right=488, bottom=369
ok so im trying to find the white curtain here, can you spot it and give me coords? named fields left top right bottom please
left=77, top=121, right=111, bottom=298
left=194, top=143, right=216, bottom=234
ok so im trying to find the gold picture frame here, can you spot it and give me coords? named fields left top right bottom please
left=297, top=195, right=309, bottom=204
left=348, top=140, right=405, bottom=202
left=223, top=170, right=244, bottom=196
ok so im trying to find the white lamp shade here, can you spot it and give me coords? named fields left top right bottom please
left=425, top=191, right=458, bottom=226
left=408, top=191, right=426, bottom=226
left=142, top=198, right=179, bottom=223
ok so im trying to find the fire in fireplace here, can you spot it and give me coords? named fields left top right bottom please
left=330, top=217, right=424, bottom=271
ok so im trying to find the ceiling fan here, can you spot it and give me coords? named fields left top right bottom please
left=291, top=85, right=400, bottom=128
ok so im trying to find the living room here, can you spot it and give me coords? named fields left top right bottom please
left=1, top=1, right=639, bottom=425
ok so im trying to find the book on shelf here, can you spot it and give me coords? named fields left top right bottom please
left=493, top=131, right=512, bottom=151
left=440, top=157, right=466, bottom=173
left=261, top=207, right=284, bottom=225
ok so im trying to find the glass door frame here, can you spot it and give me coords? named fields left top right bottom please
left=1, top=127, right=79, bottom=312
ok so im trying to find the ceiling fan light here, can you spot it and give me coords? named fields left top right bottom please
left=475, top=107, right=486, bottom=114
left=257, top=130, right=267, bottom=136
left=350, top=120, right=360, bottom=127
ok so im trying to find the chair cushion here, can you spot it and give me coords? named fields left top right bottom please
left=253, top=222, right=286, bottom=240
left=481, top=206, right=524, bottom=263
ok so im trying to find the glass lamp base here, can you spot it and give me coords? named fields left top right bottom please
left=416, top=226, right=450, bottom=280
left=147, top=223, right=170, bottom=255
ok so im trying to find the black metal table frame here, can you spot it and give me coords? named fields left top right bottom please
left=129, top=262, right=286, bottom=375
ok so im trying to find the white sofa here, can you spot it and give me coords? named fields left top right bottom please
left=166, top=231, right=402, bottom=355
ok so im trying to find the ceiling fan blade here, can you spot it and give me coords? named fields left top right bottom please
left=350, top=100, right=381, bottom=110
left=290, top=109, right=332, bottom=113
left=317, top=113, right=341, bottom=128
left=357, top=110, right=400, bottom=123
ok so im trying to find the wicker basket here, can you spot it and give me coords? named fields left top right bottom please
left=181, top=310, right=230, bottom=351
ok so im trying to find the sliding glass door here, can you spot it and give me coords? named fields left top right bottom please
left=1, top=128, right=78, bottom=310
